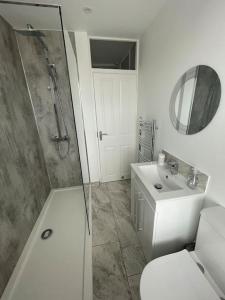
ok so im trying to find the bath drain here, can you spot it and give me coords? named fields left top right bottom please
left=41, top=229, right=53, bottom=240
left=154, top=183, right=163, bottom=190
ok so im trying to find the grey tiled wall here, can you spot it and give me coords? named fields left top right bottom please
left=17, top=30, right=82, bottom=188
left=0, top=16, right=51, bottom=295
left=163, top=150, right=209, bottom=191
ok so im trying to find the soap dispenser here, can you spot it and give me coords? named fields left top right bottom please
left=187, top=167, right=199, bottom=189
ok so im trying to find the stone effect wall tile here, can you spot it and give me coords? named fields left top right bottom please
left=0, top=16, right=51, bottom=296
left=16, top=30, right=82, bottom=188
left=163, top=150, right=209, bottom=192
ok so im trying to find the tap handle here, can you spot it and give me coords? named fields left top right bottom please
left=168, top=160, right=178, bottom=167
left=190, top=166, right=199, bottom=175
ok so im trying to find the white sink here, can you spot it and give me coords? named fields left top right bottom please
left=137, top=164, right=182, bottom=193
left=131, top=162, right=203, bottom=201
left=130, top=161, right=206, bottom=263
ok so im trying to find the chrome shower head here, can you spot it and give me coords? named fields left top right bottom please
left=15, top=29, right=45, bottom=38
left=15, top=24, right=48, bottom=52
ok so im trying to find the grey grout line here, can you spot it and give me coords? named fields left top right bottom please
left=140, top=245, right=147, bottom=263
left=127, top=274, right=142, bottom=300
left=127, top=273, right=142, bottom=278
left=118, top=242, right=133, bottom=300
left=127, top=273, right=136, bottom=300
left=92, top=241, right=119, bottom=248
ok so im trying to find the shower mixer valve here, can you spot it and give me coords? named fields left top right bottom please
left=51, top=135, right=70, bottom=143
left=18, top=23, right=71, bottom=160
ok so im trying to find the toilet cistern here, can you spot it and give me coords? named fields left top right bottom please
left=140, top=206, right=225, bottom=300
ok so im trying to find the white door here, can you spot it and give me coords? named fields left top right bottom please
left=93, top=71, right=137, bottom=182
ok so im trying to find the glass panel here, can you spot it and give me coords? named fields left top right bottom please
left=64, top=30, right=91, bottom=226
left=0, top=2, right=89, bottom=298
left=90, top=39, right=136, bottom=70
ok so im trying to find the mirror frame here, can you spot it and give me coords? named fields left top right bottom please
left=169, top=65, right=221, bottom=135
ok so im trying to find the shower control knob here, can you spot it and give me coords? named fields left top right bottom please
left=52, top=135, right=60, bottom=142
left=51, top=135, right=70, bottom=143
left=62, top=135, right=70, bottom=141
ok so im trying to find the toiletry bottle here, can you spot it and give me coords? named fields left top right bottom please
left=158, top=152, right=165, bottom=166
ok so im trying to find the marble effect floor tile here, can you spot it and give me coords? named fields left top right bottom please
left=92, top=185, right=111, bottom=208
left=92, top=204, right=118, bottom=246
left=122, top=245, right=146, bottom=276
left=93, top=242, right=131, bottom=300
left=115, top=214, right=140, bottom=248
left=92, top=180, right=145, bottom=300
left=105, top=180, right=130, bottom=193
left=128, top=274, right=141, bottom=300
left=110, top=191, right=131, bottom=217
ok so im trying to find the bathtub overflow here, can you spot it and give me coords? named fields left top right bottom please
left=41, top=229, right=53, bottom=240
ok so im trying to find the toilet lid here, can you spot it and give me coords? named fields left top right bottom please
left=140, top=250, right=220, bottom=300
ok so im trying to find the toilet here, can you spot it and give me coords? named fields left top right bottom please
left=140, top=206, right=225, bottom=300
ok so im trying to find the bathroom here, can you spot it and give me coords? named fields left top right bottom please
left=0, top=0, right=225, bottom=299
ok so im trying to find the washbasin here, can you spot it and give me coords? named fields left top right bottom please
left=137, top=164, right=182, bottom=193
left=131, top=161, right=206, bottom=264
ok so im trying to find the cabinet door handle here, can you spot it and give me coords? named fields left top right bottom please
left=137, top=198, right=144, bottom=231
left=133, top=196, right=137, bottom=225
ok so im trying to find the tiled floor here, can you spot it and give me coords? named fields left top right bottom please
left=92, top=180, right=147, bottom=300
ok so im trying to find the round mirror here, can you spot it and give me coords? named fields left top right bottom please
left=170, top=65, right=221, bottom=135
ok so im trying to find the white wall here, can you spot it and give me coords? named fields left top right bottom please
left=138, top=0, right=225, bottom=206
left=75, top=32, right=100, bottom=183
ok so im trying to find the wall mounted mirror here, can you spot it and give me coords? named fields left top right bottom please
left=170, top=65, right=221, bottom=135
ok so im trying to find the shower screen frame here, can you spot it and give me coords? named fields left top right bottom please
left=0, top=0, right=91, bottom=233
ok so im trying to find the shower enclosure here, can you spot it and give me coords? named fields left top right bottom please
left=20, top=24, right=71, bottom=156
left=17, top=23, right=71, bottom=159
left=0, top=2, right=91, bottom=299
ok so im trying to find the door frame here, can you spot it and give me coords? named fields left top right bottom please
left=90, top=36, right=139, bottom=183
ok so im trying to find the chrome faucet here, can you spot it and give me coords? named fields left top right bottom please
left=167, top=160, right=179, bottom=175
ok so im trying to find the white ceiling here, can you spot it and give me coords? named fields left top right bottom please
left=0, top=0, right=167, bottom=37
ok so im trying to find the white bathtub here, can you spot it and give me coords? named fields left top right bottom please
left=2, top=187, right=90, bottom=300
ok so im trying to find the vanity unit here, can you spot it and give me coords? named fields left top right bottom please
left=131, top=162, right=207, bottom=261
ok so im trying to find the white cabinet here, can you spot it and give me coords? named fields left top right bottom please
left=131, top=171, right=204, bottom=261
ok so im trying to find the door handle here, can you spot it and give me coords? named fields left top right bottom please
left=99, top=131, right=108, bottom=141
